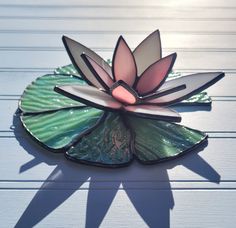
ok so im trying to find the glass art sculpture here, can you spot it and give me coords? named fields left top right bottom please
left=19, top=30, right=224, bottom=167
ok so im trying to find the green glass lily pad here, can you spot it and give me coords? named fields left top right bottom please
left=66, top=112, right=133, bottom=167
left=21, top=107, right=104, bottom=151
left=167, top=71, right=182, bottom=79
left=20, top=74, right=86, bottom=113
left=181, top=91, right=211, bottom=104
left=126, top=115, right=207, bottom=163
left=54, top=64, right=81, bottom=77
left=18, top=65, right=211, bottom=167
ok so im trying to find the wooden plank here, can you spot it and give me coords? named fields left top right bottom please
left=0, top=131, right=236, bottom=185
left=1, top=181, right=236, bottom=190
left=1, top=6, right=236, bottom=19
left=0, top=19, right=236, bottom=34
left=1, top=33, right=236, bottom=50
left=1, top=0, right=236, bottom=8
left=0, top=189, right=236, bottom=227
left=0, top=72, right=235, bottom=96
left=0, top=136, right=236, bottom=184
left=0, top=50, right=235, bottom=70
left=0, top=0, right=235, bottom=228
left=0, top=71, right=51, bottom=95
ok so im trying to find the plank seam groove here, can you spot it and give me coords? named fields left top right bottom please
left=1, top=4, right=236, bottom=10
left=1, top=68, right=236, bottom=72
left=0, top=180, right=236, bottom=183
left=1, top=16, right=236, bottom=21
left=1, top=47, right=236, bottom=52
left=1, top=188, right=236, bottom=191
left=2, top=30, right=236, bottom=35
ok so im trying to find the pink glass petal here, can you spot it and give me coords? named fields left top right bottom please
left=112, top=36, right=137, bottom=86
left=133, top=30, right=162, bottom=76
left=82, top=54, right=114, bottom=90
left=62, top=36, right=112, bottom=89
left=135, top=53, right=176, bottom=95
left=55, top=84, right=122, bottom=111
left=124, top=105, right=181, bottom=122
left=146, top=72, right=225, bottom=105
left=111, top=85, right=137, bottom=105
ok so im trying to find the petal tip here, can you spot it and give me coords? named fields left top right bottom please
left=62, top=35, right=72, bottom=46
left=112, top=35, right=137, bottom=86
left=154, top=29, right=160, bottom=35
left=62, top=35, right=67, bottom=40
left=218, top=72, right=225, bottom=78
left=118, top=35, right=125, bottom=42
left=170, top=52, right=177, bottom=59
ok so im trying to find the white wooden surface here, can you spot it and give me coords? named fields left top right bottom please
left=0, top=0, right=236, bottom=227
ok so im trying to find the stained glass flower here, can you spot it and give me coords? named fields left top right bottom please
left=19, top=30, right=224, bottom=167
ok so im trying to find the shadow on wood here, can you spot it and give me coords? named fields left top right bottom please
left=12, top=110, right=220, bottom=227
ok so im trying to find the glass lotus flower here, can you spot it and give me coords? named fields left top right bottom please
left=19, top=30, right=224, bottom=167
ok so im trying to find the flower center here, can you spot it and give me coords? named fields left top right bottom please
left=111, top=82, right=137, bottom=105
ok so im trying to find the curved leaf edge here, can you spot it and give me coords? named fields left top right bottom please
left=65, top=113, right=207, bottom=167
left=20, top=108, right=208, bottom=167
left=54, top=64, right=81, bottom=78
left=19, top=108, right=106, bottom=153
left=19, top=73, right=86, bottom=114
left=129, top=122, right=208, bottom=165
left=134, top=136, right=208, bottom=165
left=65, top=153, right=134, bottom=168
left=64, top=112, right=135, bottom=168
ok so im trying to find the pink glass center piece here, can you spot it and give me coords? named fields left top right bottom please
left=111, top=85, right=137, bottom=105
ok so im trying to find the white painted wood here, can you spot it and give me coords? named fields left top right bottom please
left=1, top=6, right=236, bottom=19
left=1, top=0, right=236, bottom=7
left=0, top=189, right=236, bottom=228
left=1, top=33, right=236, bottom=50
left=0, top=50, right=235, bottom=70
left=0, top=0, right=235, bottom=227
left=0, top=72, right=234, bottom=96
left=1, top=180, right=236, bottom=190
left=0, top=137, right=235, bottom=184
left=0, top=18, right=235, bottom=33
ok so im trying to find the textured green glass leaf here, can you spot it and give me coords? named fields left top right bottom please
left=20, top=74, right=86, bottom=113
left=21, top=107, right=104, bottom=150
left=54, top=64, right=80, bottom=77
left=126, top=115, right=207, bottom=163
left=167, top=71, right=211, bottom=105
left=167, top=71, right=182, bottom=79
left=67, top=112, right=133, bottom=167
left=181, top=91, right=211, bottom=104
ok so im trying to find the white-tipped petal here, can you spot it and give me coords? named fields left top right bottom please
left=81, top=54, right=114, bottom=90
left=147, top=72, right=225, bottom=105
left=55, top=84, right=122, bottom=111
left=133, top=30, right=162, bottom=76
left=62, top=36, right=112, bottom=89
left=124, top=105, right=181, bottom=122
